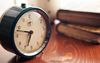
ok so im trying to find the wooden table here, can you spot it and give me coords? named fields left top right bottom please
left=0, top=25, right=100, bottom=63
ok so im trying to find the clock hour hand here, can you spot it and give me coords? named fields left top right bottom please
left=27, top=30, right=33, bottom=46
left=27, top=33, right=32, bottom=46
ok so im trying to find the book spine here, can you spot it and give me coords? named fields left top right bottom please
left=56, top=23, right=100, bottom=43
left=57, top=10, right=100, bottom=27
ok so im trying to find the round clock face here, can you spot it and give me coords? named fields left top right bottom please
left=14, top=11, right=46, bottom=56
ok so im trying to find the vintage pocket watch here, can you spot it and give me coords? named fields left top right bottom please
left=0, top=6, right=51, bottom=58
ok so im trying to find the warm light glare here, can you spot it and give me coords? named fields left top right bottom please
left=55, top=0, right=100, bottom=13
left=0, top=0, right=14, bottom=17
left=54, top=19, right=60, bottom=25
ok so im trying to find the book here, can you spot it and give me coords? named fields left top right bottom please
left=56, top=23, right=100, bottom=43
left=57, top=10, right=100, bottom=27
left=65, top=24, right=100, bottom=34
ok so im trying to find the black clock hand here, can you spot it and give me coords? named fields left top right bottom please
left=17, top=30, right=33, bottom=46
left=27, top=30, right=33, bottom=46
left=17, top=30, right=30, bottom=33
left=27, top=33, right=32, bottom=46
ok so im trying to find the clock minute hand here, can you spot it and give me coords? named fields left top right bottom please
left=17, top=30, right=30, bottom=33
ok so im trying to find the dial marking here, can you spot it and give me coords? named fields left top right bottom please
left=43, top=26, right=45, bottom=30
left=19, top=41, right=21, bottom=45
left=24, top=45, right=27, bottom=49
left=18, top=26, right=21, bottom=29
left=27, top=22, right=32, bottom=26
left=37, top=41, right=39, bottom=45
left=16, top=34, right=19, bottom=38
left=30, top=46, right=33, bottom=50
left=40, top=20, right=42, bottom=23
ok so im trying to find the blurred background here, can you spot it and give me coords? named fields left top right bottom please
left=0, top=0, right=100, bottom=20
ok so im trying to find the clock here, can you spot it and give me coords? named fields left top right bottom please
left=0, top=6, right=51, bottom=58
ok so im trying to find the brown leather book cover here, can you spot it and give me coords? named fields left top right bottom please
left=56, top=23, right=100, bottom=43
left=57, top=10, right=100, bottom=27
left=65, top=24, right=100, bottom=34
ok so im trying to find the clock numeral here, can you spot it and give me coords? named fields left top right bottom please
left=18, top=26, right=21, bottom=29
left=43, top=26, right=45, bottom=30
left=16, top=34, right=19, bottom=38
left=27, top=22, right=32, bottom=26
left=37, top=41, right=39, bottom=45
left=40, top=20, right=42, bottom=24
left=24, top=45, right=27, bottom=49
left=30, top=46, right=33, bottom=50
left=19, top=41, right=21, bottom=45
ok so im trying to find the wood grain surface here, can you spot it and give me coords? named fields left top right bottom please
left=0, top=25, right=100, bottom=63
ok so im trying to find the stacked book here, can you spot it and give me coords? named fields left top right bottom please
left=56, top=10, right=100, bottom=44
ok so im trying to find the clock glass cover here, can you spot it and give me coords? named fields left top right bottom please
left=14, top=11, right=46, bottom=56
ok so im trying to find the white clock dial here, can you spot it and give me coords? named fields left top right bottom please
left=14, top=11, right=46, bottom=56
